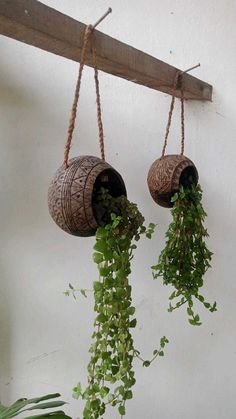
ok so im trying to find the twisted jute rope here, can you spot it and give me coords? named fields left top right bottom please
left=161, top=71, right=185, bottom=158
left=180, top=74, right=185, bottom=156
left=64, top=24, right=105, bottom=168
left=92, top=35, right=105, bottom=161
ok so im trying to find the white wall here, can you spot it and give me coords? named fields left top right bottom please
left=0, top=1, right=235, bottom=418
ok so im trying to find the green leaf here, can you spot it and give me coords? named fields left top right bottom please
left=93, top=241, right=107, bottom=253
left=128, top=307, right=135, bottom=315
left=168, top=303, right=173, bottom=312
left=0, top=403, right=6, bottom=414
left=100, top=387, right=109, bottom=398
left=118, top=405, right=126, bottom=415
left=160, top=335, right=169, bottom=348
left=188, top=318, right=202, bottom=326
left=171, top=194, right=178, bottom=202
left=25, top=401, right=66, bottom=411
left=96, top=227, right=107, bottom=239
left=73, top=383, right=82, bottom=398
left=90, top=399, right=100, bottom=409
left=210, top=302, right=217, bottom=312
left=187, top=307, right=194, bottom=316
left=93, top=281, right=103, bottom=292
left=24, top=412, right=72, bottom=419
left=0, top=395, right=68, bottom=419
left=93, top=253, right=104, bottom=264
left=97, top=313, right=107, bottom=323
left=80, top=289, right=87, bottom=298
left=188, top=299, right=193, bottom=308
left=169, top=291, right=176, bottom=300
left=99, top=266, right=110, bottom=276
left=143, top=360, right=151, bottom=367
left=111, top=365, right=119, bottom=375
left=27, top=394, right=61, bottom=404
left=124, top=390, right=133, bottom=400
left=101, top=351, right=110, bottom=360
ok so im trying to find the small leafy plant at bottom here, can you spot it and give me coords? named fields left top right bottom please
left=0, top=393, right=71, bottom=419
left=71, top=188, right=168, bottom=418
left=152, top=182, right=217, bottom=326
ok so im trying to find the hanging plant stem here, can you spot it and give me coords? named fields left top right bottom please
left=152, top=182, right=217, bottom=326
left=72, top=189, right=168, bottom=418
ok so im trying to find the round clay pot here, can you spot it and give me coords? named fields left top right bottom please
left=147, top=154, right=198, bottom=208
left=48, top=155, right=127, bottom=237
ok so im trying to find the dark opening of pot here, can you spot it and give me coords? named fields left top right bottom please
left=92, top=168, right=127, bottom=225
left=156, top=193, right=174, bottom=208
left=179, top=166, right=198, bottom=188
left=93, top=169, right=127, bottom=199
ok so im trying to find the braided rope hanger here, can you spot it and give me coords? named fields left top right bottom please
left=64, top=24, right=105, bottom=168
left=161, top=71, right=185, bottom=158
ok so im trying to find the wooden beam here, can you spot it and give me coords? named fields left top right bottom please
left=0, top=0, right=212, bottom=100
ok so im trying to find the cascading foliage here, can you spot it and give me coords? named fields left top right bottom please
left=152, top=182, right=217, bottom=326
left=72, top=189, right=168, bottom=418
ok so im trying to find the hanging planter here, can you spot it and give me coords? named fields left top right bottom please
left=48, top=25, right=126, bottom=236
left=48, top=155, right=126, bottom=237
left=147, top=154, right=198, bottom=208
left=148, top=71, right=216, bottom=325
left=147, top=72, right=198, bottom=208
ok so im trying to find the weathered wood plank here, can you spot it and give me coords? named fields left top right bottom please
left=0, top=0, right=212, bottom=100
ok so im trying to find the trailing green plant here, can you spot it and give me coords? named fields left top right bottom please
left=152, top=182, right=217, bottom=326
left=64, top=283, right=90, bottom=300
left=71, top=188, right=168, bottom=418
left=0, top=393, right=71, bottom=419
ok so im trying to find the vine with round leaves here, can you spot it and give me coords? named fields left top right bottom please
left=152, top=182, right=217, bottom=326
left=69, top=189, right=168, bottom=418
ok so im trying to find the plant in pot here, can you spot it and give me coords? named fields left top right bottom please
left=66, top=188, right=169, bottom=418
left=147, top=71, right=217, bottom=326
left=0, top=393, right=71, bottom=419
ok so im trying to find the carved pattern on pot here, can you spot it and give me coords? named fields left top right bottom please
left=147, top=154, right=198, bottom=208
left=48, top=155, right=126, bottom=237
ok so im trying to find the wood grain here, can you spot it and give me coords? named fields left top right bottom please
left=0, top=0, right=212, bottom=100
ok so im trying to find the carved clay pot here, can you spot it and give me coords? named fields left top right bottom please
left=147, top=154, right=198, bottom=208
left=48, top=155, right=127, bottom=237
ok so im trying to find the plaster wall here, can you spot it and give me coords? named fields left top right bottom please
left=0, top=1, right=235, bottom=418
